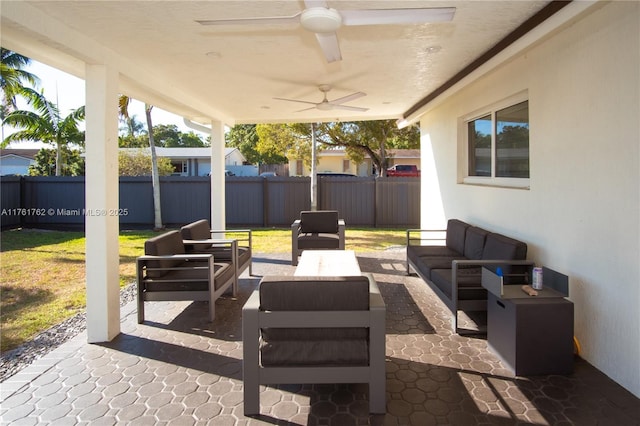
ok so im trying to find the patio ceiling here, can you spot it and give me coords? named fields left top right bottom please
left=1, top=1, right=551, bottom=126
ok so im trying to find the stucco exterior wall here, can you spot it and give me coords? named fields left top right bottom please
left=419, top=2, right=639, bottom=397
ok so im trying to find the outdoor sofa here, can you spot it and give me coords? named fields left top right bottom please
left=242, top=274, right=386, bottom=415
left=136, top=230, right=236, bottom=323
left=406, top=219, right=533, bottom=333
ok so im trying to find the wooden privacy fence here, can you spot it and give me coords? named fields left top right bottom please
left=1, top=175, right=420, bottom=229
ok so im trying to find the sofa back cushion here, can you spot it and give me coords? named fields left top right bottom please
left=144, top=230, right=185, bottom=278
left=446, top=219, right=470, bottom=255
left=482, top=232, right=528, bottom=283
left=464, top=227, right=489, bottom=260
left=180, top=219, right=212, bottom=251
left=299, top=210, right=339, bottom=234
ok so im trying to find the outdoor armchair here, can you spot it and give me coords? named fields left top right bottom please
left=291, top=210, right=345, bottom=266
left=242, top=273, right=386, bottom=415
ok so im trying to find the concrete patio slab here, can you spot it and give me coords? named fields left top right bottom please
left=1, top=251, right=638, bottom=425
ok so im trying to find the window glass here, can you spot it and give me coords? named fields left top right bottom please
left=467, top=114, right=492, bottom=176
left=495, top=101, right=529, bottom=178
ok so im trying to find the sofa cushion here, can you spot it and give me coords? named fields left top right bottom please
left=407, top=245, right=460, bottom=264
left=446, top=219, right=470, bottom=254
left=413, top=255, right=464, bottom=280
left=142, top=260, right=233, bottom=292
left=299, top=210, right=339, bottom=234
left=430, top=267, right=486, bottom=301
left=297, top=233, right=341, bottom=250
left=483, top=233, right=528, bottom=283
left=144, top=231, right=186, bottom=278
left=464, top=227, right=489, bottom=260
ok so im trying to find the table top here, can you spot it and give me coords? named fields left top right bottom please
left=294, top=250, right=361, bottom=277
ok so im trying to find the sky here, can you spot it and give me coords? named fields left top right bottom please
left=3, top=60, right=208, bottom=149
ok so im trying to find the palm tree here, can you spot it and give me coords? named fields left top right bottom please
left=1, top=48, right=40, bottom=139
left=118, top=95, right=163, bottom=229
left=2, top=87, right=84, bottom=176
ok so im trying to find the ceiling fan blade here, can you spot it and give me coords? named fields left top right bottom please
left=315, top=32, right=342, bottom=63
left=340, top=7, right=455, bottom=26
left=295, top=106, right=319, bottom=112
left=330, top=104, right=370, bottom=112
left=304, top=0, right=329, bottom=8
left=273, top=97, right=318, bottom=106
left=196, top=12, right=301, bottom=26
left=329, top=91, right=366, bottom=105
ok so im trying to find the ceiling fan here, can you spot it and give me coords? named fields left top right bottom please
left=274, top=85, right=368, bottom=112
left=196, top=1, right=455, bottom=63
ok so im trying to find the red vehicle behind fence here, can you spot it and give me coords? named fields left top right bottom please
left=386, top=164, right=420, bottom=177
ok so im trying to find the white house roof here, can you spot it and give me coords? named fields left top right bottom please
left=0, top=149, right=40, bottom=160
left=120, top=147, right=244, bottom=161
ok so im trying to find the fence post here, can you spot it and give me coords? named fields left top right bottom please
left=262, top=177, right=268, bottom=227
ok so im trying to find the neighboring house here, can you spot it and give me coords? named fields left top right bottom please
left=289, top=148, right=420, bottom=177
left=0, top=149, right=39, bottom=176
left=120, top=147, right=247, bottom=176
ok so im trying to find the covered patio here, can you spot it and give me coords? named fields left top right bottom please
left=1, top=0, right=639, bottom=413
left=2, top=251, right=638, bottom=425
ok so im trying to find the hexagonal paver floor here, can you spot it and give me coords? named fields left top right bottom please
left=1, top=251, right=638, bottom=425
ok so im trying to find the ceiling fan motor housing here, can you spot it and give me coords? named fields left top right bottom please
left=300, top=7, right=342, bottom=33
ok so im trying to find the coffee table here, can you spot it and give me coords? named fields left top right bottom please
left=294, top=250, right=361, bottom=276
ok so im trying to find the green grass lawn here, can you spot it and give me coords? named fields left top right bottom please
left=0, top=227, right=406, bottom=353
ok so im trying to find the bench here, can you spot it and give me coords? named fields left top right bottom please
left=406, top=219, right=533, bottom=334
left=136, top=230, right=236, bottom=323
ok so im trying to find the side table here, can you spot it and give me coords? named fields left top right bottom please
left=482, top=267, right=574, bottom=376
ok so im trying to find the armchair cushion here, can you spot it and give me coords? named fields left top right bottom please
left=258, top=276, right=370, bottom=366
left=297, top=233, right=341, bottom=250
left=181, top=219, right=215, bottom=251
left=144, top=231, right=186, bottom=278
left=299, top=210, right=339, bottom=234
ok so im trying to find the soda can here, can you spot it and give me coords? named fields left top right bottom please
left=532, top=267, right=543, bottom=290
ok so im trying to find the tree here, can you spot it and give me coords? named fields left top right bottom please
left=1, top=49, right=40, bottom=140
left=118, top=150, right=173, bottom=176
left=254, top=120, right=420, bottom=176
left=2, top=88, right=85, bottom=175
left=152, top=124, right=207, bottom=147
left=255, top=123, right=309, bottom=166
left=118, top=95, right=163, bottom=229
left=29, top=146, right=85, bottom=176
left=119, top=113, right=146, bottom=137
left=226, top=124, right=287, bottom=165
left=317, top=120, right=419, bottom=176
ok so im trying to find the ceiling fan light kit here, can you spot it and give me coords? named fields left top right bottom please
left=300, top=7, right=342, bottom=33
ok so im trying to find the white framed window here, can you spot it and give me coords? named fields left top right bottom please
left=171, top=160, right=188, bottom=176
left=461, top=92, right=530, bottom=189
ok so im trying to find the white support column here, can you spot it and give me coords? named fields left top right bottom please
left=85, top=64, right=120, bottom=343
left=210, top=120, right=226, bottom=229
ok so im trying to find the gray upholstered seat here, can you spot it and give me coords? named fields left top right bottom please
left=242, top=274, right=386, bottom=415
